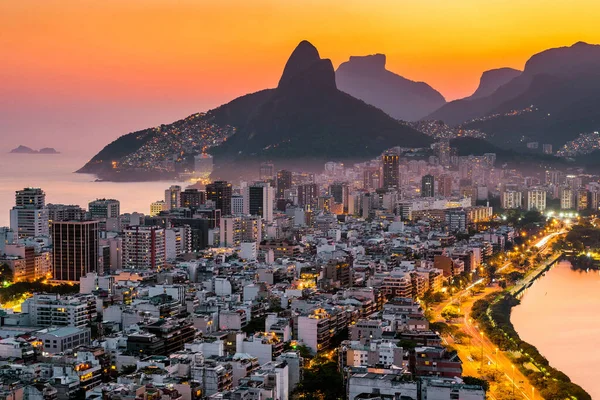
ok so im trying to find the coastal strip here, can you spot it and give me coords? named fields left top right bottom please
left=471, top=253, right=590, bottom=400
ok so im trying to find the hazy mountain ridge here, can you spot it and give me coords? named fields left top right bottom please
left=10, top=145, right=59, bottom=154
left=466, top=67, right=522, bottom=100
left=425, top=42, right=600, bottom=149
left=336, top=54, right=446, bottom=121
left=210, top=41, right=432, bottom=164
left=81, top=41, right=432, bottom=179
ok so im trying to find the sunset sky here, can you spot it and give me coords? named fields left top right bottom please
left=2, top=0, right=600, bottom=155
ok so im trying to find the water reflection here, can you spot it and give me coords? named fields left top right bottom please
left=512, top=261, right=600, bottom=399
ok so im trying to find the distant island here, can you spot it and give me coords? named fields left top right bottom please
left=9, top=145, right=60, bottom=154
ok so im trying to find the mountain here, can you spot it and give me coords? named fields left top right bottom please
left=211, top=42, right=432, bottom=162
left=9, top=145, right=59, bottom=154
left=335, top=54, right=446, bottom=121
left=425, top=42, right=600, bottom=128
left=81, top=40, right=432, bottom=180
left=39, top=147, right=60, bottom=154
left=10, top=145, right=37, bottom=154
left=466, top=68, right=521, bottom=100
left=462, top=42, right=600, bottom=148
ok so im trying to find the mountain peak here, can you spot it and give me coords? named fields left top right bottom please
left=344, top=54, right=387, bottom=71
left=277, top=40, right=336, bottom=90
left=468, top=67, right=522, bottom=99
left=336, top=53, right=445, bottom=121
left=572, top=41, right=591, bottom=48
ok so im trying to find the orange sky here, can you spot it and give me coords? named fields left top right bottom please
left=2, top=0, right=600, bottom=154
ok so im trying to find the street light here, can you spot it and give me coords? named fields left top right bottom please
left=512, top=365, right=516, bottom=396
left=495, top=347, right=499, bottom=370
left=480, top=332, right=484, bottom=370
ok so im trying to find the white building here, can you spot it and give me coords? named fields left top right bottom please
left=501, top=190, right=522, bottom=209
left=36, top=326, right=91, bottom=354
left=22, top=293, right=97, bottom=328
left=165, top=226, right=191, bottom=260
left=80, top=273, right=115, bottom=294
left=240, top=242, right=257, bottom=261
left=560, top=186, right=573, bottom=210
left=231, top=194, right=244, bottom=215
left=348, top=372, right=418, bottom=400
left=10, top=188, right=49, bottom=239
left=10, top=209, right=49, bottom=239
left=526, top=187, right=546, bottom=211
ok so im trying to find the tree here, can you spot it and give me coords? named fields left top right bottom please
left=441, top=306, right=463, bottom=321
left=0, top=264, right=13, bottom=284
left=484, top=263, right=497, bottom=283
left=463, top=376, right=490, bottom=392
left=506, top=271, right=524, bottom=283
left=121, top=365, right=137, bottom=375
left=241, top=316, right=266, bottom=334
left=294, top=361, right=344, bottom=400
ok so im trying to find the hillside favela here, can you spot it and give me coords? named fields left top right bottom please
left=3, top=1, right=600, bottom=400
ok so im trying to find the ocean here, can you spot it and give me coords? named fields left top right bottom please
left=0, top=152, right=187, bottom=226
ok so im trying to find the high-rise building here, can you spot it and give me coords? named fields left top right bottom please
left=165, top=226, right=191, bottom=261
left=421, top=175, right=435, bottom=197
left=329, top=182, right=349, bottom=212
left=231, top=194, right=244, bottom=215
left=542, top=144, right=553, bottom=155
left=244, top=182, right=274, bottom=222
left=560, top=187, right=573, bottom=210
left=15, top=187, right=45, bottom=208
left=363, top=167, right=381, bottom=190
left=566, top=175, right=582, bottom=191
left=433, top=140, right=451, bottom=166
left=123, top=226, right=166, bottom=270
left=47, top=204, right=86, bottom=222
left=150, top=200, right=166, bottom=216
left=483, top=153, right=496, bottom=168
left=180, top=188, right=205, bottom=208
left=220, top=215, right=262, bottom=247
left=164, top=186, right=182, bottom=210
left=88, top=199, right=120, bottom=219
left=259, top=162, right=275, bottom=181
left=445, top=209, right=467, bottom=233
left=577, top=189, right=589, bottom=211
left=206, top=181, right=232, bottom=216
left=52, top=220, right=99, bottom=282
left=382, top=152, right=399, bottom=189
left=10, top=188, right=49, bottom=238
left=526, top=188, right=546, bottom=211
left=297, top=184, right=318, bottom=208
left=276, top=170, right=292, bottom=199
left=501, top=190, right=522, bottom=209
left=545, top=170, right=563, bottom=186
left=438, top=175, right=453, bottom=197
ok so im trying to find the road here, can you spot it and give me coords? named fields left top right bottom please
left=429, top=230, right=566, bottom=399
left=461, top=296, right=537, bottom=400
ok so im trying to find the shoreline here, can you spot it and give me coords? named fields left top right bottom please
left=511, top=260, right=600, bottom=400
left=471, top=253, right=591, bottom=400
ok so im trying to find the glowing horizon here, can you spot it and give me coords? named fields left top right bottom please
left=2, top=0, right=600, bottom=153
